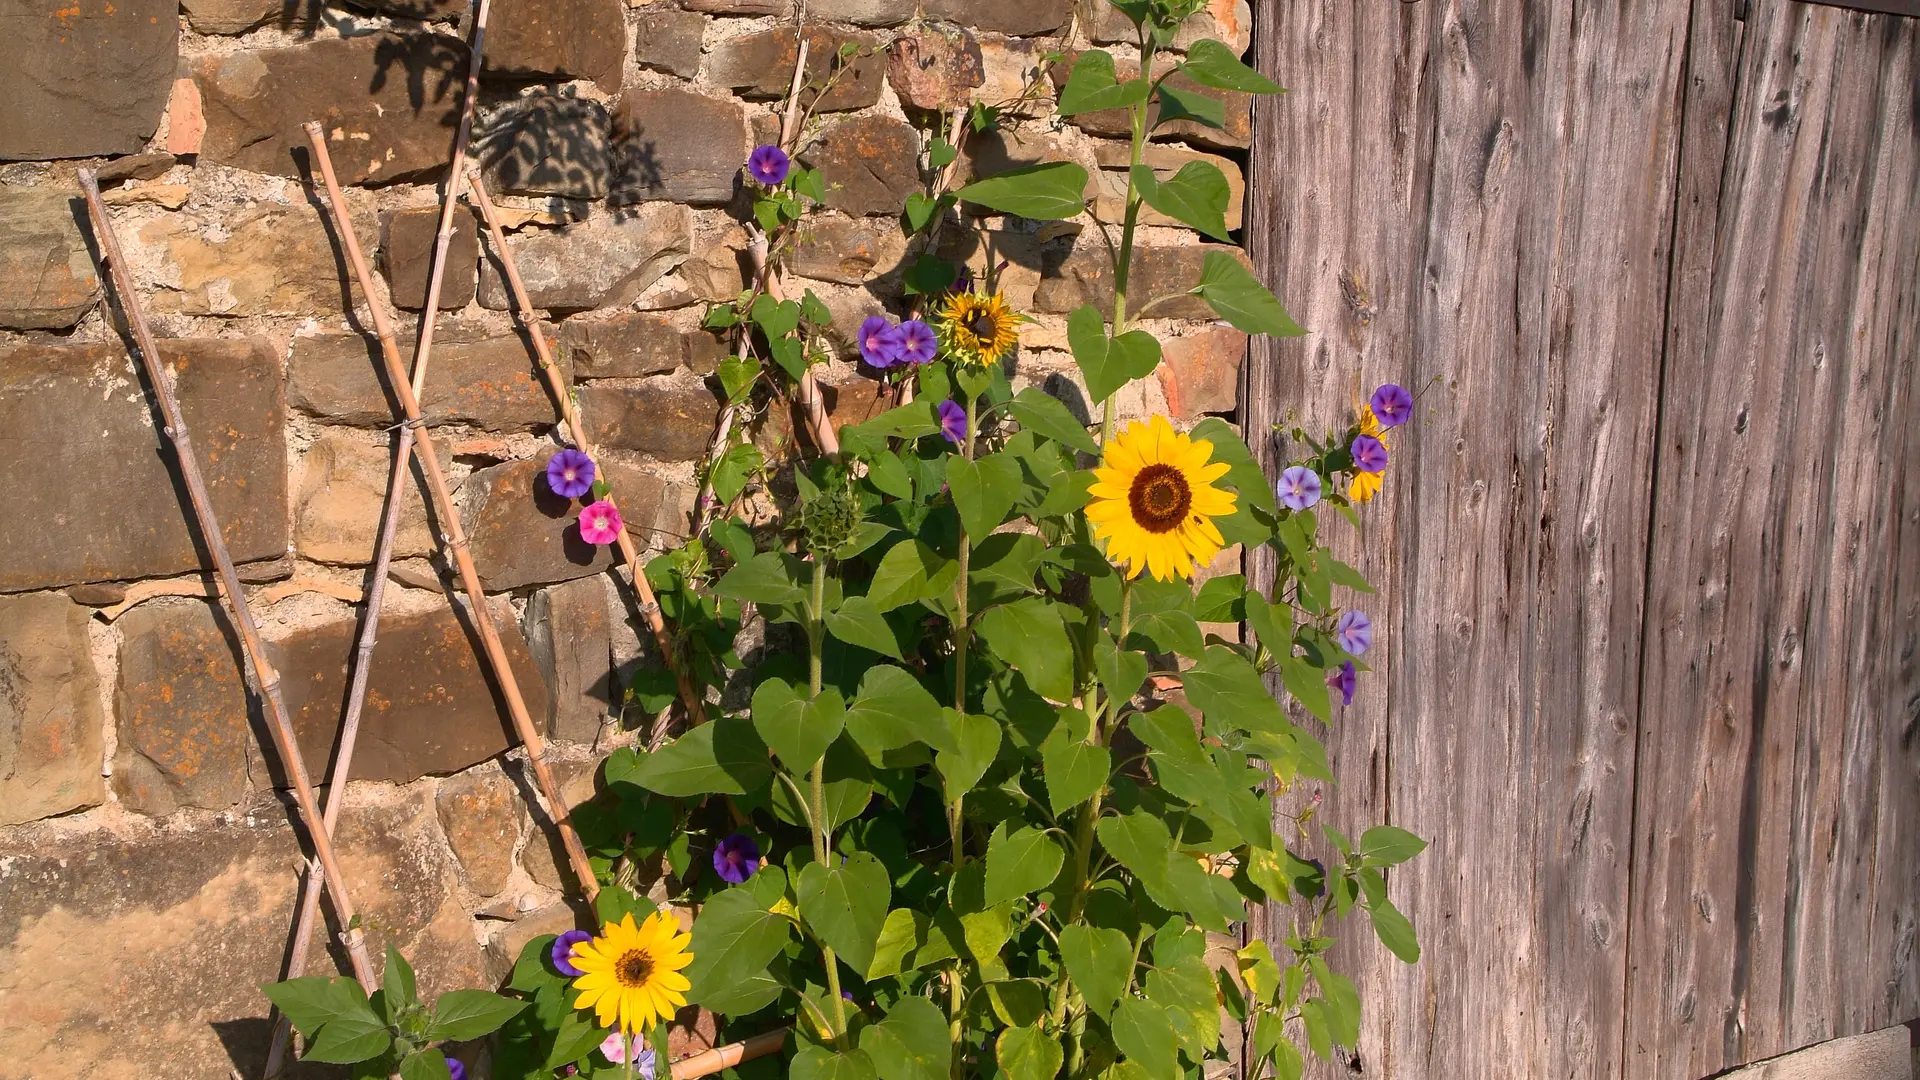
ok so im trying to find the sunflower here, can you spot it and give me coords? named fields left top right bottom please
left=1086, top=415, right=1237, bottom=581
left=936, top=290, right=1021, bottom=366
left=569, top=911, right=694, bottom=1035
left=1348, top=405, right=1389, bottom=504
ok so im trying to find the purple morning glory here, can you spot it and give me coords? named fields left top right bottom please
left=550, top=928, right=591, bottom=977
left=897, top=319, right=938, bottom=365
left=858, top=315, right=906, bottom=368
left=1350, top=434, right=1389, bottom=474
left=938, top=399, right=968, bottom=446
left=545, top=449, right=596, bottom=500
left=1335, top=610, right=1372, bottom=656
left=713, top=833, right=762, bottom=884
left=1327, top=661, right=1356, bottom=706
left=446, top=1058, right=467, bottom=1080
left=1277, top=466, right=1322, bottom=511
left=747, top=144, right=791, bottom=187
left=1369, top=383, right=1412, bottom=427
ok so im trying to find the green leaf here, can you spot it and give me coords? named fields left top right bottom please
left=984, top=980, right=1049, bottom=1028
left=1154, top=82, right=1225, bottom=129
left=867, top=540, right=959, bottom=613
left=1193, top=574, right=1248, bottom=623
left=983, top=822, right=1067, bottom=905
left=752, top=678, right=845, bottom=772
left=935, top=709, right=1002, bottom=795
left=948, top=452, right=1023, bottom=541
left=903, top=254, right=958, bottom=296
left=630, top=717, right=771, bottom=796
left=1128, top=609, right=1205, bottom=658
left=1067, top=305, right=1163, bottom=403
left=544, top=1009, right=606, bottom=1070
left=1112, top=997, right=1178, bottom=1076
left=846, top=399, right=940, bottom=441
left=751, top=293, right=802, bottom=339
left=1182, top=39, right=1284, bottom=94
left=1133, top=161, right=1233, bottom=242
left=686, top=886, right=796, bottom=1007
left=261, top=976, right=373, bottom=1040
left=398, top=1051, right=454, bottom=1080
left=1281, top=654, right=1332, bottom=722
left=1183, top=645, right=1287, bottom=735
left=303, top=1015, right=391, bottom=1064
left=825, top=595, right=906, bottom=660
left=716, top=550, right=809, bottom=606
left=1149, top=954, right=1221, bottom=1059
left=866, top=907, right=958, bottom=979
left=860, top=997, right=950, bottom=1080
left=594, top=882, right=658, bottom=929
left=1366, top=893, right=1420, bottom=962
left=1128, top=708, right=1264, bottom=847
left=711, top=443, right=764, bottom=505
left=1092, top=636, right=1148, bottom=706
left=1192, top=252, right=1304, bottom=338
left=430, top=990, right=526, bottom=1041
left=796, top=851, right=891, bottom=976
left=1360, top=826, right=1429, bottom=866
left=793, top=1045, right=878, bottom=1080
left=1310, top=959, right=1362, bottom=1047
left=1057, top=50, right=1151, bottom=116
left=1008, top=387, right=1099, bottom=455
left=802, top=289, right=834, bottom=327
left=997, top=1024, right=1065, bottom=1080
left=1273, top=1034, right=1307, bottom=1080
left=978, top=598, right=1075, bottom=702
left=970, top=532, right=1046, bottom=596
left=719, top=354, right=759, bottom=403
left=954, top=162, right=1089, bottom=221
left=844, top=665, right=953, bottom=755
left=1041, top=725, right=1108, bottom=815
left=905, top=192, right=939, bottom=232
left=929, top=139, right=958, bottom=169
left=1058, top=924, right=1132, bottom=1019
left=380, top=946, right=416, bottom=1015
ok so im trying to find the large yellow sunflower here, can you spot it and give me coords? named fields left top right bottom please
left=569, top=910, right=694, bottom=1035
left=1349, top=405, right=1388, bottom=504
left=1086, top=416, right=1236, bottom=581
left=936, top=290, right=1020, bottom=366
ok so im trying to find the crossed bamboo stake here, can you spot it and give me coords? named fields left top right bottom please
left=77, top=172, right=384, bottom=993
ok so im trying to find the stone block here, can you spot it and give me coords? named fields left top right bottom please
left=110, top=601, right=253, bottom=817
left=1034, top=241, right=1254, bottom=322
left=466, top=456, right=695, bottom=591
left=886, top=26, right=985, bottom=112
left=435, top=764, right=522, bottom=896
left=263, top=602, right=547, bottom=787
left=527, top=575, right=616, bottom=743
left=483, top=901, right=586, bottom=985
left=193, top=31, right=472, bottom=186
left=477, top=203, right=692, bottom=313
left=790, top=213, right=909, bottom=285
left=0, top=187, right=99, bottom=330
left=559, top=312, right=728, bottom=379
left=609, top=87, right=751, bottom=207
left=579, top=378, right=722, bottom=462
left=477, top=91, right=612, bottom=200
left=0, top=593, right=104, bottom=826
left=1093, top=141, right=1245, bottom=233
left=137, top=204, right=367, bottom=318
left=381, top=205, right=481, bottom=311
left=1157, top=326, right=1247, bottom=418
left=288, top=326, right=558, bottom=433
left=0, top=338, right=288, bottom=594
left=924, top=0, right=1072, bottom=36
left=483, top=0, right=626, bottom=93
left=811, top=0, right=915, bottom=25
left=182, top=0, right=318, bottom=35
left=294, top=435, right=438, bottom=566
left=799, top=115, right=921, bottom=217
left=634, top=8, right=707, bottom=77
left=0, top=0, right=176, bottom=161
left=0, top=794, right=485, bottom=1078
left=707, top=27, right=885, bottom=113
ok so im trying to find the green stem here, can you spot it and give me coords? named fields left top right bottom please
left=947, top=393, right=979, bottom=865
left=1099, top=37, right=1155, bottom=448
left=806, top=557, right=851, bottom=1047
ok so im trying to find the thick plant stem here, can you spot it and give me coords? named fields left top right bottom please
left=77, top=172, right=381, bottom=993
left=303, top=127, right=600, bottom=901
left=1098, top=37, right=1156, bottom=448
left=465, top=172, right=707, bottom=742
left=946, top=392, right=979, bottom=863
left=804, top=558, right=851, bottom=1046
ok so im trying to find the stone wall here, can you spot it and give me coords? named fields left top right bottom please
left=0, top=0, right=1253, bottom=1076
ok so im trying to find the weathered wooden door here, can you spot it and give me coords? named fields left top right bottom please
left=1241, top=1, right=1919, bottom=1077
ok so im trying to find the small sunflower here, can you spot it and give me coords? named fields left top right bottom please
left=1348, top=405, right=1389, bottom=504
left=1087, top=416, right=1237, bottom=581
left=936, top=290, right=1020, bottom=366
left=569, top=911, right=694, bottom=1035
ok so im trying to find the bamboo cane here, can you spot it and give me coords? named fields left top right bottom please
left=77, top=171, right=382, bottom=993
left=671, top=1030, right=789, bottom=1079
left=774, top=35, right=840, bottom=457
left=463, top=171, right=708, bottom=737
left=303, top=128, right=601, bottom=901
left=412, top=0, right=492, bottom=366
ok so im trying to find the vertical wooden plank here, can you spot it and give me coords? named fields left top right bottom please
left=1244, top=1, right=1687, bottom=1076
left=1623, top=1, right=1920, bottom=1075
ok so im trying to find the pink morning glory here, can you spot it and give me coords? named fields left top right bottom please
left=578, top=500, right=623, bottom=546
left=747, top=144, right=791, bottom=187
left=601, top=1032, right=657, bottom=1077
left=1350, top=434, right=1389, bottom=474
left=545, top=449, right=596, bottom=500
left=859, top=315, right=906, bottom=368
left=1277, top=466, right=1322, bottom=511
left=1369, top=383, right=1412, bottom=427
left=1335, top=609, right=1372, bottom=656
left=939, top=400, right=967, bottom=445
left=897, top=319, right=938, bottom=364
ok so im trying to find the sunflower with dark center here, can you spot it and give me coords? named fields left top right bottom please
left=936, top=290, right=1020, bottom=366
left=1087, top=416, right=1236, bottom=581
left=569, top=911, right=693, bottom=1035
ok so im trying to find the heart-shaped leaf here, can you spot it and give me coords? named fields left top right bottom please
left=1133, top=160, right=1233, bottom=241
left=1192, top=252, right=1305, bottom=338
left=955, top=162, right=1089, bottom=221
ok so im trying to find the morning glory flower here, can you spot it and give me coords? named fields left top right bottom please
left=1327, top=661, right=1356, bottom=706
left=551, top=928, right=592, bottom=977
left=939, top=400, right=967, bottom=445
left=1350, top=434, right=1389, bottom=474
left=546, top=449, right=596, bottom=500
left=1369, top=383, right=1412, bottom=427
left=1277, top=466, right=1322, bottom=511
left=858, top=315, right=906, bottom=368
left=897, top=319, right=938, bottom=365
left=746, top=144, right=791, bottom=187
left=1335, top=609, right=1372, bottom=656
left=712, top=833, right=762, bottom=884
left=579, top=500, right=623, bottom=546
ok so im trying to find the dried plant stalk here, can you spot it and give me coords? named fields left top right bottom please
left=464, top=170, right=708, bottom=736
left=303, top=128, right=600, bottom=898
left=776, top=34, right=839, bottom=457
left=77, top=171, right=382, bottom=993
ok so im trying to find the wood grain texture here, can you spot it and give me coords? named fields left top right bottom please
left=1243, top=0, right=1919, bottom=1078
left=1625, top=3, right=1920, bottom=1076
